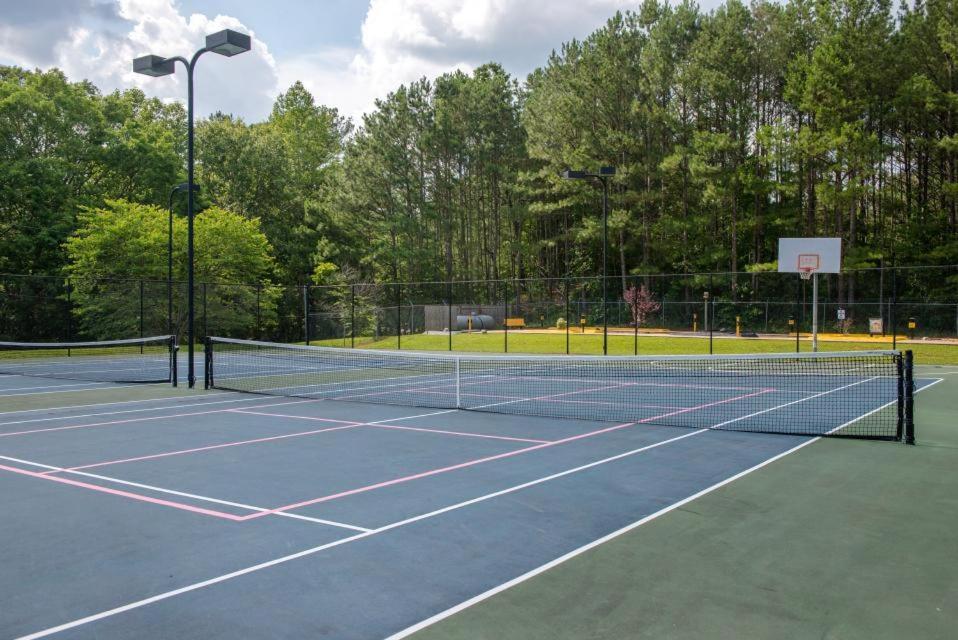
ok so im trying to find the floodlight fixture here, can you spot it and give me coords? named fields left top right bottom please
left=134, top=30, right=251, bottom=388
left=132, top=55, right=175, bottom=77
left=559, top=165, right=617, bottom=354
left=205, top=30, right=252, bottom=57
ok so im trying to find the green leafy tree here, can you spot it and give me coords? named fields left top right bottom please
left=63, top=200, right=276, bottom=339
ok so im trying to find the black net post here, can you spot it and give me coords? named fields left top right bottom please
left=203, top=336, right=213, bottom=389
left=171, top=335, right=178, bottom=388
left=447, top=282, right=453, bottom=351
left=904, top=350, right=915, bottom=444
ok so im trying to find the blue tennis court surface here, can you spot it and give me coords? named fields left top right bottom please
left=0, top=361, right=940, bottom=639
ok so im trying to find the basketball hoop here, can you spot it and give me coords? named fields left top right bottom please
left=797, top=254, right=820, bottom=280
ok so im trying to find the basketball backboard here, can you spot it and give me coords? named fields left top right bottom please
left=777, top=238, right=841, bottom=274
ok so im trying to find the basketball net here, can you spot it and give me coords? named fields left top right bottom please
left=797, top=254, right=820, bottom=281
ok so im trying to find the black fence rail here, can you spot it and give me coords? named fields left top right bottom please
left=3, top=266, right=957, bottom=355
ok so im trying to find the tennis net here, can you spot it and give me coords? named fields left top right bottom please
left=204, top=337, right=914, bottom=442
left=0, top=336, right=178, bottom=385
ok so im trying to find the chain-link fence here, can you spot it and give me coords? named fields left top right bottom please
left=4, top=266, right=958, bottom=357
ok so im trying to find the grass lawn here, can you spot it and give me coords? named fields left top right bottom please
left=311, top=330, right=958, bottom=365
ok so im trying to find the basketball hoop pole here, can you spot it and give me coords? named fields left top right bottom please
left=812, top=272, right=819, bottom=352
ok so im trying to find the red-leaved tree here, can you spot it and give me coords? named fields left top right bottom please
left=623, top=284, right=661, bottom=328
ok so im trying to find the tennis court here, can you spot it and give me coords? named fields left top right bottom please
left=0, top=339, right=946, bottom=639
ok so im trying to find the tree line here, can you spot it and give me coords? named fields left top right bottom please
left=3, top=0, right=958, bottom=310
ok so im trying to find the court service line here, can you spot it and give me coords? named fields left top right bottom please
left=385, top=377, right=946, bottom=638
left=242, top=389, right=771, bottom=520
left=0, top=380, right=124, bottom=393
left=13, top=427, right=710, bottom=640
left=0, top=392, right=236, bottom=417
left=0, top=454, right=370, bottom=533
left=0, top=397, right=325, bottom=438
left=0, top=395, right=303, bottom=428
left=0, top=384, right=145, bottom=398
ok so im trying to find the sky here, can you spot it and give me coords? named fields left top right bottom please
left=0, top=0, right=725, bottom=126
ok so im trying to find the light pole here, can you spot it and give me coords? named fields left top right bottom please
left=167, top=183, right=199, bottom=337
left=562, top=166, right=616, bottom=355
left=135, top=29, right=251, bottom=387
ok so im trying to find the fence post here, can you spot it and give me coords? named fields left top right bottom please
left=891, top=263, right=897, bottom=350
left=447, top=281, right=453, bottom=352
left=65, top=278, right=73, bottom=356
left=203, top=282, right=208, bottom=340
left=565, top=278, right=570, bottom=355
left=66, top=278, right=73, bottom=341
left=139, top=279, right=144, bottom=353
left=351, top=284, right=356, bottom=349
left=632, top=280, right=638, bottom=356
left=503, top=279, right=509, bottom=353
left=396, top=283, right=402, bottom=350
left=255, top=283, right=262, bottom=339
left=303, top=284, right=310, bottom=345
left=708, top=273, right=714, bottom=355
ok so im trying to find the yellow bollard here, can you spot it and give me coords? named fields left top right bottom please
left=736, top=316, right=741, bottom=337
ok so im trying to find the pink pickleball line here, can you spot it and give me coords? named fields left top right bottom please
left=0, top=462, right=245, bottom=521
left=233, top=410, right=552, bottom=445
left=41, top=411, right=550, bottom=475
left=240, top=388, right=774, bottom=520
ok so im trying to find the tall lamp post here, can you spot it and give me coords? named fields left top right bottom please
left=167, top=183, right=199, bottom=337
left=562, top=166, right=616, bottom=355
left=135, top=29, right=251, bottom=388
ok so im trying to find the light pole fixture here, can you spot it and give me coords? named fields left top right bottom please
left=135, top=29, right=251, bottom=388
left=562, top=165, right=616, bottom=355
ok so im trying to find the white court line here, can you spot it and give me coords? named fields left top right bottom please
left=12, top=427, right=707, bottom=640
left=0, top=392, right=233, bottom=416
left=0, top=395, right=308, bottom=428
left=0, top=398, right=327, bottom=439
left=386, top=379, right=946, bottom=639
left=11, top=382, right=935, bottom=640
left=0, top=381, right=125, bottom=393
left=0, top=454, right=370, bottom=534
left=0, top=384, right=146, bottom=398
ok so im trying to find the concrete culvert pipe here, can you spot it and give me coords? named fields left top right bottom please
left=456, top=314, right=496, bottom=331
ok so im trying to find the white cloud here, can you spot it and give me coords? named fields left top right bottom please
left=284, top=0, right=633, bottom=127
left=0, top=0, right=277, bottom=122
left=1, top=0, right=640, bottom=125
